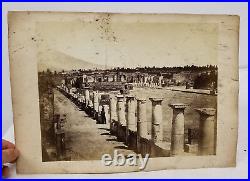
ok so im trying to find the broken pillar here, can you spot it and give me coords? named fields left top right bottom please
left=195, top=108, right=216, bottom=155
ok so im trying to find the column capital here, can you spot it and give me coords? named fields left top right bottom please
left=116, top=94, right=124, bottom=102
left=136, top=97, right=147, bottom=103
left=84, top=86, right=90, bottom=90
left=195, top=108, right=216, bottom=116
left=149, top=97, right=163, bottom=103
left=126, top=95, right=135, bottom=101
left=169, top=103, right=188, bottom=109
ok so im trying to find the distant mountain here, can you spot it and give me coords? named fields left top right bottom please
left=38, top=50, right=106, bottom=72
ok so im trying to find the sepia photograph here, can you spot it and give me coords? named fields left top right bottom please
left=37, top=13, right=218, bottom=162
left=8, top=11, right=239, bottom=173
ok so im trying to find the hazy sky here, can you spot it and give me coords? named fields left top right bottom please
left=36, top=20, right=218, bottom=68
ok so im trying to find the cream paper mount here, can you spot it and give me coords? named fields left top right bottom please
left=8, top=11, right=239, bottom=174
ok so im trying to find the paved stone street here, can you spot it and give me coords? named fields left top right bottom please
left=54, top=90, right=136, bottom=161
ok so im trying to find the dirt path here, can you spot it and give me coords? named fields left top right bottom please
left=54, top=90, right=135, bottom=161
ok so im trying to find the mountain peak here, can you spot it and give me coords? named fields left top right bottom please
left=38, top=50, right=106, bottom=72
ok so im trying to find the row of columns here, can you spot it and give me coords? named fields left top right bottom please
left=133, top=82, right=162, bottom=88
left=60, top=86, right=110, bottom=124
left=59, top=85, right=216, bottom=156
left=109, top=95, right=216, bottom=156
left=110, top=96, right=165, bottom=143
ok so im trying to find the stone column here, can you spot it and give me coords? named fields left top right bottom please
left=195, top=108, right=216, bottom=155
left=84, top=87, right=90, bottom=107
left=117, top=95, right=126, bottom=141
left=85, top=98, right=93, bottom=116
left=126, top=95, right=136, bottom=145
left=109, top=96, right=117, bottom=133
left=145, top=76, right=148, bottom=84
left=110, top=96, right=117, bottom=122
left=137, top=98, right=147, bottom=138
left=137, top=98, right=147, bottom=152
left=117, top=95, right=126, bottom=126
left=98, top=93, right=102, bottom=102
left=150, top=98, right=163, bottom=143
left=97, top=105, right=102, bottom=123
left=103, top=105, right=110, bottom=124
left=94, top=91, right=100, bottom=120
left=93, top=91, right=99, bottom=113
left=159, top=76, right=163, bottom=87
left=169, top=103, right=188, bottom=156
left=126, top=95, right=136, bottom=131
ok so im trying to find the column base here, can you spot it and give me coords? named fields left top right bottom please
left=127, top=130, right=137, bottom=150
left=117, top=124, right=127, bottom=142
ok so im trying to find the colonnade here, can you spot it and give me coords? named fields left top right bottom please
left=133, top=82, right=162, bottom=89
left=58, top=85, right=216, bottom=156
